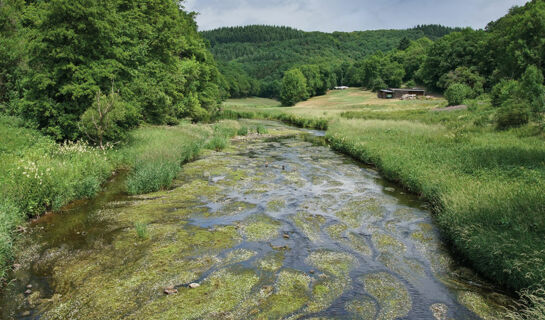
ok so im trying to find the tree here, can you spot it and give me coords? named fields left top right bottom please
left=280, top=69, right=308, bottom=106
left=397, top=37, right=411, bottom=51
left=445, top=83, right=473, bottom=106
left=438, top=67, right=485, bottom=97
left=520, top=65, right=545, bottom=114
left=419, top=29, right=489, bottom=91
left=487, top=0, right=545, bottom=80
left=15, top=0, right=222, bottom=140
left=79, top=87, right=138, bottom=149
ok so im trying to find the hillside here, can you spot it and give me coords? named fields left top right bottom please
left=201, top=25, right=459, bottom=97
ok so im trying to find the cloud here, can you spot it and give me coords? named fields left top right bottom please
left=184, top=0, right=528, bottom=32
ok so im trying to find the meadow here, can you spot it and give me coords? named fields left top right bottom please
left=223, top=88, right=545, bottom=316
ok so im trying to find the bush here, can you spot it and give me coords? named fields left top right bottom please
left=445, top=83, right=473, bottom=106
left=237, top=126, right=249, bottom=136
left=206, top=135, right=228, bottom=151
left=256, top=124, right=268, bottom=134
left=496, top=99, right=531, bottom=130
left=491, top=79, right=521, bottom=108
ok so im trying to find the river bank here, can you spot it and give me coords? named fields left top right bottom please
left=1, top=122, right=514, bottom=319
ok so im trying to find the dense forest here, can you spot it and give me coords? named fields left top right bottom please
left=0, top=0, right=224, bottom=141
left=202, top=24, right=459, bottom=99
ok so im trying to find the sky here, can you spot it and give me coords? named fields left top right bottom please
left=184, top=0, right=529, bottom=32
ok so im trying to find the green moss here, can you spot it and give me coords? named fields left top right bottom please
left=256, top=251, right=285, bottom=272
left=372, top=232, right=406, bottom=255
left=130, top=268, right=260, bottom=319
left=293, top=212, right=327, bottom=243
left=325, top=223, right=348, bottom=241
left=240, top=214, right=281, bottom=242
left=307, top=275, right=349, bottom=313
left=306, top=250, right=357, bottom=278
left=346, top=297, right=377, bottom=320
left=267, top=199, right=286, bottom=212
left=335, top=199, right=384, bottom=228
left=258, top=270, right=312, bottom=319
left=363, top=272, right=412, bottom=320
left=347, top=232, right=373, bottom=256
left=458, top=291, right=502, bottom=320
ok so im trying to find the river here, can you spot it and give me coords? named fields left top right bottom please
left=1, top=121, right=513, bottom=319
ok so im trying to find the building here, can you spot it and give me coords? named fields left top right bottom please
left=334, top=86, right=349, bottom=90
left=378, top=88, right=425, bottom=99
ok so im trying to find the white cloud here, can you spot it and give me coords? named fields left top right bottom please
left=184, top=0, right=529, bottom=32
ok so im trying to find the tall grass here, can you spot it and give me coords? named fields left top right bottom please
left=326, top=119, right=545, bottom=292
left=122, top=125, right=209, bottom=195
left=0, top=115, right=114, bottom=279
left=123, top=121, right=240, bottom=195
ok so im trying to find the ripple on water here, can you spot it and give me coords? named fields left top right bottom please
left=1, top=125, right=515, bottom=320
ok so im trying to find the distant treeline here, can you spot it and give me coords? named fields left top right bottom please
left=204, top=1, right=545, bottom=119
left=202, top=24, right=460, bottom=100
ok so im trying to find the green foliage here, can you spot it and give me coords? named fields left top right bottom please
left=397, top=37, right=411, bottom=51
left=206, top=135, right=228, bottom=151
left=79, top=88, right=140, bottom=148
left=237, top=126, right=249, bottom=136
left=520, top=65, right=545, bottom=114
left=495, top=99, right=531, bottom=130
left=419, top=29, right=489, bottom=91
left=439, top=67, right=485, bottom=96
left=202, top=25, right=459, bottom=98
left=123, top=125, right=208, bottom=195
left=4, top=0, right=222, bottom=140
left=491, top=79, right=522, bottom=108
left=351, top=53, right=405, bottom=90
left=280, top=69, right=308, bottom=106
left=445, top=83, right=473, bottom=106
left=487, top=0, right=545, bottom=81
left=256, top=124, right=268, bottom=134
left=134, top=222, right=149, bottom=240
left=327, top=119, right=545, bottom=292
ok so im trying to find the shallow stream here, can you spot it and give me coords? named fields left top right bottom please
left=1, top=122, right=513, bottom=319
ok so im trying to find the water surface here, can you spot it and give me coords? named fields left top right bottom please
left=1, top=123, right=513, bottom=319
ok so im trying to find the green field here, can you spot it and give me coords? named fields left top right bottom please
left=224, top=88, right=545, bottom=311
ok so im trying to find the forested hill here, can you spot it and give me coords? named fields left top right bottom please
left=201, top=25, right=459, bottom=97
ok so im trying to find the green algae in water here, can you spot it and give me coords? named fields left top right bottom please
left=458, top=291, right=503, bottom=320
left=346, top=297, right=378, bottom=320
left=292, top=211, right=327, bottom=243
left=240, top=214, right=281, bottom=242
left=128, top=268, right=260, bottom=319
left=266, top=199, right=286, bottom=211
left=307, top=275, right=350, bottom=313
left=258, top=269, right=312, bottom=319
left=306, top=250, right=357, bottom=278
left=256, top=251, right=285, bottom=272
left=363, top=272, right=412, bottom=320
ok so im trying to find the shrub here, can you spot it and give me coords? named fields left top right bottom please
left=445, top=83, right=473, bottom=106
left=496, top=99, right=531, bottom=130
left=256, top=124, right=268, bottom=134
left=126, top=160, right=179, bottom=195
left=134, top=222, right=149, bottom=240
left=237, top=126, right=249, bottom=136
left=206, top=135, right=228, bottom=151
left=491, top=79, right=521, bottom=108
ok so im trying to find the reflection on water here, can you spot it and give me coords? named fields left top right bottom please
left=1, top=124, right=513, bottom=319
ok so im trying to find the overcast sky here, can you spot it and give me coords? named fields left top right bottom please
left=184, top=0, right=529, bottom=32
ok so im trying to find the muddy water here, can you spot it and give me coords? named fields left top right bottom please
left=1, top=123, right=513, bottom=319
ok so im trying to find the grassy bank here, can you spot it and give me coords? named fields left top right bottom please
left=225, top=89, right=545, bottom=315
left=0, top=117, right=243, bottom=280
left=326, top=119, right=545, bottom=292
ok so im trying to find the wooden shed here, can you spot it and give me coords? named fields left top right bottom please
left=378, top=89, right=394, bottom=99
left=378, top=88, right=425, bottom=99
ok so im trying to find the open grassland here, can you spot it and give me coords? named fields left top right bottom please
left=224, top=88, right=545, bottom=316
left=0, top=117, right=247, bottom=280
